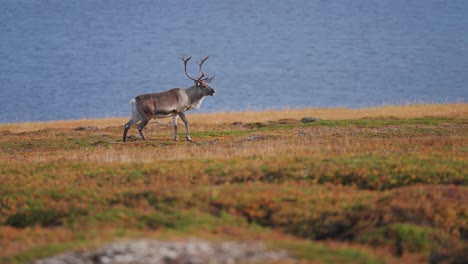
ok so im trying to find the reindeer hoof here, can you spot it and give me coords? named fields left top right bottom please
left=186, top=136, right=192, bottom=141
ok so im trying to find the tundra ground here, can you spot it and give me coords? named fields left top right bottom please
left=0, top=104, right=467, bottom=263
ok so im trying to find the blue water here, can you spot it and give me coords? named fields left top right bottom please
left=1, top=0, right=467, bottom=123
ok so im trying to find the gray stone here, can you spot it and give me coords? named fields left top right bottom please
left=34, top=239, right=295, bottom=264
left=300, top=117, right=322, bottom=123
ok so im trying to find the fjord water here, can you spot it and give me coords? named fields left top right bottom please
left=1, top=0, right=467, bottom=123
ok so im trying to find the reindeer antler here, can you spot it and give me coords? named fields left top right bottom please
left=198, top=56, right=215, bottom=82
left=203, top=72, right=215, bottom=83
left=180, top=55, right=214, bottom=82
left=179, top=56, right=198, bottom=81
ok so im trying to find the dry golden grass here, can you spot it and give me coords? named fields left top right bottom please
left=1, top=104, right=466, bottom=164
left=1, top=103, right=466, bottom=133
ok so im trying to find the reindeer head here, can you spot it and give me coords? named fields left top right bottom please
left=181, top=56, right=216, bottom=96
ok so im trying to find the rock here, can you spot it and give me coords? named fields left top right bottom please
left=300, top=117, right=322, bottom=123
left=34, top=239, right=293, bottom=264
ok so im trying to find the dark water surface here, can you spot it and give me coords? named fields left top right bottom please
left=1, top=0, right=467, bottom=123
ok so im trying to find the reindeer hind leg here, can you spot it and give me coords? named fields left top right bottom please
left=123, top=116, right=140, bottom=142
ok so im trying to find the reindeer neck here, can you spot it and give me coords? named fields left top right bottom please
left=184, top=85, right=206, bottom=110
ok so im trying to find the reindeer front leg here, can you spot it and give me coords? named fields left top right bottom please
left=178, top=112, right=192, bottom=141
left=172, top=115, right=179, bottom=141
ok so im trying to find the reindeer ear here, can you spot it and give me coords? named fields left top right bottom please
left=196, top=81, right=201, bottom=87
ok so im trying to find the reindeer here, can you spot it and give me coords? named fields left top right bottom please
left=122, top=56, right=215, bottom=142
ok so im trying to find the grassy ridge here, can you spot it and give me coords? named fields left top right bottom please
left=0, top=104, right=467, bottom=263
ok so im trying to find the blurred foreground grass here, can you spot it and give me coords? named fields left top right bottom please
left=0, top=104, right=467, bottom=263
